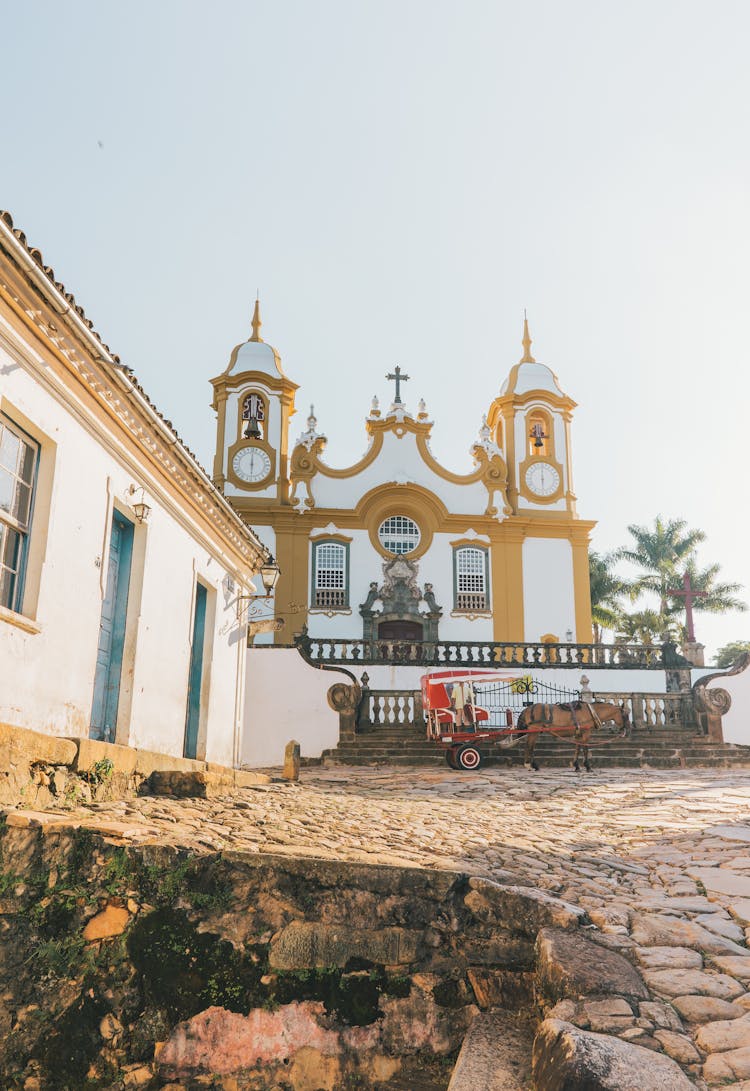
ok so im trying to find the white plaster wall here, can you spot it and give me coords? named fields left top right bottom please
left=242, top=524, right=277, bottom=646
left=243, top=647, right=351, bottom=766
left=715, top=665, right=750, bottom=746
left=522, top=538, right=577, bottom=641
left=309, top=430, right=491, bottom=515
left=0, top=335, right=249, bottom=766
left=345, top=664, right=709, bottom=695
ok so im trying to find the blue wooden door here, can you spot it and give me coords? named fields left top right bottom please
left=90, top=511, right=134, bottom=742
left=184, top=582, right=207, bottom=759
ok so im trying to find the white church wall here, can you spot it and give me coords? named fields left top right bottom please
left=522, top=538, right=577, bottom=641
left=357, top=664, right=692, bottom=694
left=243, top=647, right=348, bottom=766
left=0, top=335, right=248, bottom=766
left=309, top=430, right=490, bottom=515
left=418, top=533, right=494, bottom=643
left=305, top=528, right=494, bottom=643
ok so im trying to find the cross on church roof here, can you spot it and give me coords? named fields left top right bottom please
left=385, top=365, right=410, bottom=404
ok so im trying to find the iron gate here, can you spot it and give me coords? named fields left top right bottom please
left=472, top=678, right=581, bottom=728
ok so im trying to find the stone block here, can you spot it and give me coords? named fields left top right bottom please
left=447, top=1010, right=532, bottom=1090
left=0, top=721, right=77, bottom=768
left=643, top=968, right=744, bottom=1001
left=148, top=770, right=234, bottom=799
left=73, top=737, right=138, bottom=775
left=696, top=1012, right=750, bottom=1054
left=464, top=877, right=586, bottom=936
left=466, top=968, right=535, bottom=1010
left=672, top=994, right=745, bottom=1023
left=233, top=769, right=272, bottom=788
left=532, top=1018, right=696, bottom=1090
left=268, top=920, right=420, bottom=970
left=635, top=946, right=703, bottom=970
left=703, top=1044, right=750, bottom=1084
left=82, top=904, right=130, bottom=941
left=536, top=928, right=649, bottom=1003
left=630, top=912, right=747, bottom=956
left=282, top=740, right=301, bottom=782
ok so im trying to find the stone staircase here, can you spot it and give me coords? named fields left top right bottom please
left=322, top=722, right=750, bottom=769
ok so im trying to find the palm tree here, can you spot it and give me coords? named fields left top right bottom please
left=589, top=551, right=629, bottom=643
left=615, top=608, right=672, bottom=646
left=618, top=516, right=705, bottom=618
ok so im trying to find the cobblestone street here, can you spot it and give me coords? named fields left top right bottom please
left=13, top=766, right=750, bottom=1087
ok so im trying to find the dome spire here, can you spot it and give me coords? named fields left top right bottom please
left=520, top=309, right=536, bottom=363
left=250, top=296, right=263, bottom=343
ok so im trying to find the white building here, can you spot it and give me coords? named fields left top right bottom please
left=0, top=212, right=269, bottom=768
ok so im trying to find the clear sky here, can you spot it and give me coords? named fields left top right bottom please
left=3, top=1, right=748, bottom=657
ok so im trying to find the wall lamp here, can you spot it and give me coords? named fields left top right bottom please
left=128, top=484, right=151, bottom=525
left=239, top=555, right=281, bottom=601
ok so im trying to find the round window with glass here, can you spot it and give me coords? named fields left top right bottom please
left=378, top=515, right=421, bottom=555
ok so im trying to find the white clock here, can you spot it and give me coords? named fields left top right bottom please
left=524, top=462, right=560, bottom=497
left=232, top=446, right=272, bottom=484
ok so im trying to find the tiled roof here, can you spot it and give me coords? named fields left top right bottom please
left=0, top=210, right=212, bottom=469
left=0, top=210, right=267, bottom=558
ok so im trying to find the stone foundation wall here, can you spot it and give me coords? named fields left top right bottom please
left=0, top=723, right=267, bottom=810
left=0, top=816, right=586, bottom=1090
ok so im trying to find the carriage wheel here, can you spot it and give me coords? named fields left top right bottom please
left=456, top=744, right=482, bottom=771
left=445, top=747, right=458, bottom=769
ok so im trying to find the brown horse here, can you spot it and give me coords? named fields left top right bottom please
left=516, top=701, right=629, bottom=771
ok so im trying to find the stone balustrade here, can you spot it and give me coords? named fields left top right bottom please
left=297, top=633, right=681, bottom=670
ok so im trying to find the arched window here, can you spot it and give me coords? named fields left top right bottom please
left=378, top=515, right=421, bottom=555
left=241, top=391, right=266, bottom=440
left=454, top=547, right=489, bottom=612
left=527, top=411, right=551, bottom=458
left=312, top=541, right=349, bottom=609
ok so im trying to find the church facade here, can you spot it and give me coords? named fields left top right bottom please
left=211, top=307, right=594, bottom=648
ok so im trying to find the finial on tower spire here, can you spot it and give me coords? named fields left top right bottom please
left=250, top=297, right=263, bottom=342
left=520, top=309, right=536, bottom=363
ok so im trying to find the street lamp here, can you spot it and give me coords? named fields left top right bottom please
left=258, top=555, right=281, bottom=597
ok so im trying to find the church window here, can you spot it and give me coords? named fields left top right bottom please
left=378, top=515, right=421, bottom=555
left=454, top=547, right=489, bottom=612
left=241, top=391, right=266, bottom=440
left=312, top=541, right=349, bottom=609
left=0, top=418, right=38, bottom=612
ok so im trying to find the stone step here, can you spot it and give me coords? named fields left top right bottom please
left=448, top=1010, right=534, bottom=1090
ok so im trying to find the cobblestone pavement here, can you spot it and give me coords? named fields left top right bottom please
left=21, top=765, right=750, bottom=1087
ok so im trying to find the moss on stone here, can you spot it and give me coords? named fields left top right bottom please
left=127, top=907, right=268, bottom=1019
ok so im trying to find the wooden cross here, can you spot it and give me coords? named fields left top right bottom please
left=667, top=571, right=707, bottom=643
left=385, top=365, right=410, bottom=404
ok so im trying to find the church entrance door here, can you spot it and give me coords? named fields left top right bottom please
left=378, top=620, right=423, bottom=641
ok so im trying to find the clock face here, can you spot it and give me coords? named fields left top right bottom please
left=525, top=462, right=560, bottom=498
left=232, top=446, right=272, bottom=484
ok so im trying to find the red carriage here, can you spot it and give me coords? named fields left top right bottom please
left=421, top=668, right=629, bottom=771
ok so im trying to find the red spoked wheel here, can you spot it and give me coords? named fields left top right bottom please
left=445, top=747, right=459, bottom=769
left=455, top=744, right=482, bottom=771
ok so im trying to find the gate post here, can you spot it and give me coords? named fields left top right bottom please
left=327, top=681, right=363, bottom=743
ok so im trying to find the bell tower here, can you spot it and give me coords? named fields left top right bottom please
left=210, top=301, right=298, bottom=509
left=486, top=317, right=577, bottom=516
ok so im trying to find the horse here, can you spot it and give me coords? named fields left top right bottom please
left=516, top=701, right=630, bottom=771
